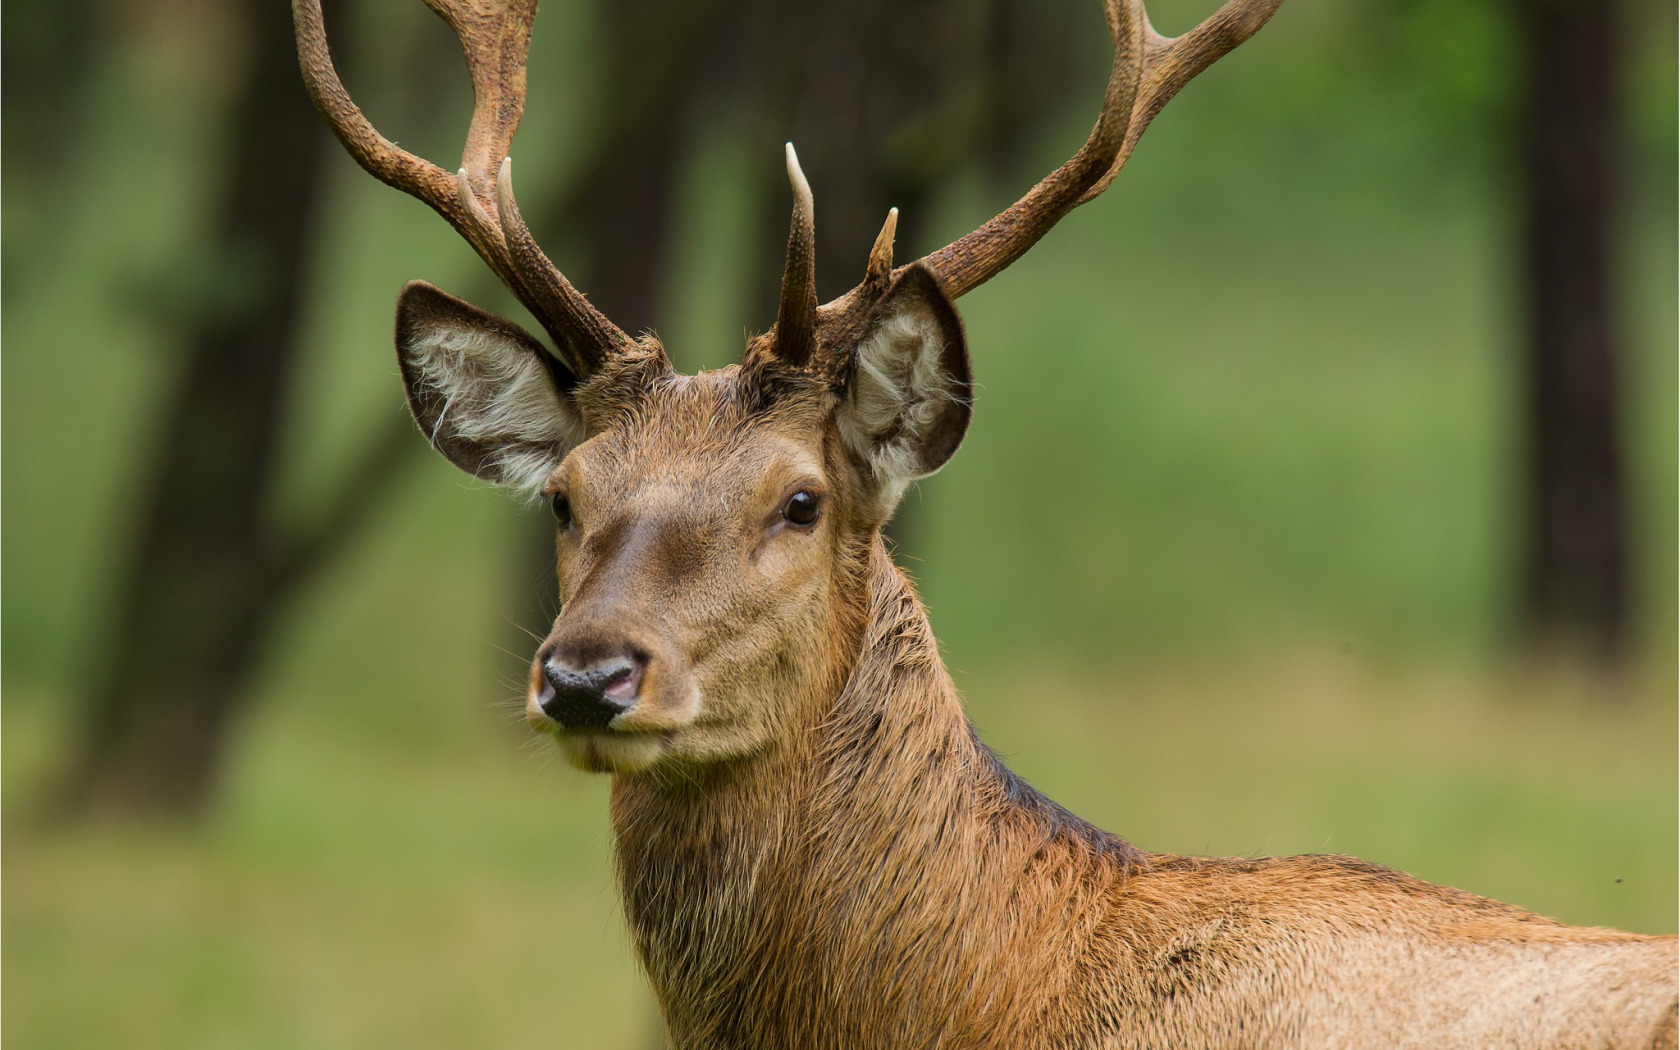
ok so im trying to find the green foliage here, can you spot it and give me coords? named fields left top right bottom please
left=2, top=0, right=1675, bottom=1044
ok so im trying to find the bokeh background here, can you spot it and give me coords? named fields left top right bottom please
left=4, top=0, right=1675, bottom=1045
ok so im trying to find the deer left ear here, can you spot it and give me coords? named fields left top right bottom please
left=395, top=280, right=584, bottom=496
left=834, top=263, right=972, bottom=507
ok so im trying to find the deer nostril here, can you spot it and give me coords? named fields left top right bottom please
left=540, top=656, right=643, bottom=729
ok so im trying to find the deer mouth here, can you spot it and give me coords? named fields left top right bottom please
left=552, top=727, right=668, bottom=774
left=524, top=635, right=702, bottom=772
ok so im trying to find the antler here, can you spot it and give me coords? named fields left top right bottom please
left=775, top=144, right=819, bottom=368
left=292, top=0, right=630, bottom=378
left=814, top=0, right=1283, bottom=342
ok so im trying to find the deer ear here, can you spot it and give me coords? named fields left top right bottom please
left=834, top=263, right=972, bottom=505
left=395, top=281, right=583, bottom=495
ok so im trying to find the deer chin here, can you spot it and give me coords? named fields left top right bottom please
left=550, top=727, right=668, bottom=774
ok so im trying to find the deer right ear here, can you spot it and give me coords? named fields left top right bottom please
left=833, top=263, right=972, bottom=511
left=395, top=281, right=584, bottom=495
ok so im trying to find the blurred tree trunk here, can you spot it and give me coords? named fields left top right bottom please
left=62, top=0, right=414, bottom=817
left=1516, top=0, right=1627, bottom=663
left=2, top=0, right=105, bottom=309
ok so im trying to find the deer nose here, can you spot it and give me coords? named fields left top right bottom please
left=539, top=654, right=643, bottom=729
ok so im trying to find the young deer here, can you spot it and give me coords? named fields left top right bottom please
left=295, top=0, right=1677, bottom=1045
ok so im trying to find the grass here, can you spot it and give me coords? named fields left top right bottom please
left=4, top=705, right=651, bottom=1050
left=7, top=651, right=1673, bottom=1049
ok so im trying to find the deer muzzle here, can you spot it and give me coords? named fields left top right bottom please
left=538, top=655, right=642, bottom=729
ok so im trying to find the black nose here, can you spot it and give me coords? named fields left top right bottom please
left=540, top=657, right=639, bottom=729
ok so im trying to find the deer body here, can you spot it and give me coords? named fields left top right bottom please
left=292, top=0, right=1678, bottom=1044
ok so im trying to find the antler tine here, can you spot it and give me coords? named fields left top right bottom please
left=496, top=158, right=629, bottom=371
left=774, top=143, right=819, bottom=368
left=1077, top=0, right=1286, bottom=204
left=916, top=0, right=1146, bottom=301
left=814, top=0, right=1281, bottom=329
left=292, top=0, right=630, bottom=377
left=866, top=208, right=898, bottom=291
left=921, top=0, right=1284, bottom=299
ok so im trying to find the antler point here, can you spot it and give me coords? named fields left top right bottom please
left=784, top=143, right=811, bottom=199
left=866, top=207, right=898, bottom=285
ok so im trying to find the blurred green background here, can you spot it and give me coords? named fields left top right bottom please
left=4, top=0, right=1675, bottom=1046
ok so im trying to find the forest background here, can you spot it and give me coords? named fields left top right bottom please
left=4, top=0, right=1676, bottom=1045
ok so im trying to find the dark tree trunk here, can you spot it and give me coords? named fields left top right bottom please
left=62, top=0, right=413, bottom=816
left=1516, top=0, right=1627, bottom=663
left=2, top=0, right=100, bottom=174
left=3, top=0, right=104, bottom=312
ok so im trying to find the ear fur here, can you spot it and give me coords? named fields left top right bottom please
left=395, top=280, right=583, bottom=495
left=834, top=263, right=972, bottom=507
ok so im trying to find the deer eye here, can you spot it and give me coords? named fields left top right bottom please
left=551, top=492, right=573, bottom=526
left=782, top=490, right=821, bottom=527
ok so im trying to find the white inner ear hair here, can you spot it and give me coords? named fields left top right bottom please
left=409, top=322, right=582, bottom=497
left=837, top=304, right=962, bottom=502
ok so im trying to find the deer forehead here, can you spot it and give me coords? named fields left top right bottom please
left=561, top=370, right=833, bottom=503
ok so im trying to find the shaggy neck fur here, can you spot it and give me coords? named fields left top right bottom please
left=610, top=540, right=1143, bottom=1047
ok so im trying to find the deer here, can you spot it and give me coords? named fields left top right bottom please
left=293, top=0, right=1678, bottom=1046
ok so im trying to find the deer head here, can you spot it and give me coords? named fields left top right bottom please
left=294, top=0, right=1282, bottom=775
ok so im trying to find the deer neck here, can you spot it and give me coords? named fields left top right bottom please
left=608, top=539, right=1141, bottom=1046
